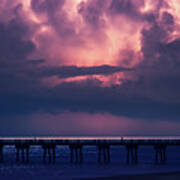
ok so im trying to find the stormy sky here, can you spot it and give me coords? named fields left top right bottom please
left=0, top=0, right=180, bottom=136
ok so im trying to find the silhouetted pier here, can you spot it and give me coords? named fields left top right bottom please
left=0, top=137, right=180, bottom=165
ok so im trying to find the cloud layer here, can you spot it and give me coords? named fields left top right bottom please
left=0, top=0, right=180, bottom=135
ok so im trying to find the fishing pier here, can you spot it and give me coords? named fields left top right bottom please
left=0, top=137, right=179, bottom=165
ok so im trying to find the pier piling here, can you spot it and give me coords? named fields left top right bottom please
left=154, top=144, right=167, bottom=164
left=97, top=144, right=111, bottom=164
left=69, top=144, right=83, bottom=164
left=0, top=145, right=3, bottom=162
left=42, top=143, right=56, bottom=164
left=126, top=144, right=138, bottom=164
left=15, top=143, right=30, bottom=163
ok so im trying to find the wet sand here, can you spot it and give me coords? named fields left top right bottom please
left=0, top=165, right=179, bottom=180
left=82, top=172, right=180, bottom=180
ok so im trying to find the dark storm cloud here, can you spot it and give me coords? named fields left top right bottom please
left=161, top=12, right=174, bottom=26
left=0, top=19, right=34, bottom=61
left=0, top=19, right=44, bottom=96
left=109, top=0, right=142, bottom=18
left=31, top=0, right=65, bottom=14
left=130, top=7, right=180, bottom=105
left=1, top=79, right=180, bottom=122
left=78, top=0, right=107, bottom=28
left=31, top=0, right=79, bottom=39
left=108, top=0, right=168, bottom=23
left=141, top=11, right=178, bottom=66
left=40, top=65, right=131, bottom=78
left=48, top=79, right=180, bottom=121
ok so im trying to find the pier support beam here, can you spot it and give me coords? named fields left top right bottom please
left=15, top=144, right=30, bottom=163
left=97, top=144, right=111, bottom=164
left=42, top=144, right=56, bottom=164
left=126, top=144, right=138, bottom=164
left=69, top=144, right=83, bottom=164
left=154, top=144, right=167, bottom=164
left=0, top=145, right=3, bottom=163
